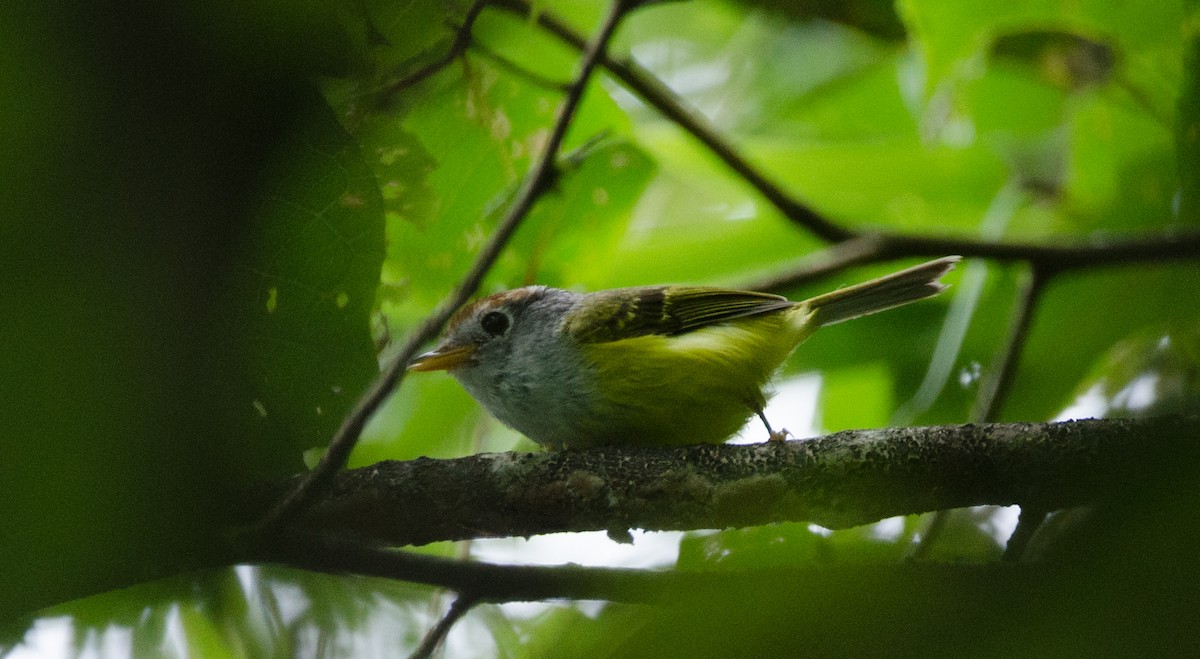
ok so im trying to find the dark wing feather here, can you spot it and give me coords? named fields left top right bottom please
left=564, top=286, right=794, bottom=344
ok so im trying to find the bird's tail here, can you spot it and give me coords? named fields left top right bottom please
left=802, top=256, right=960, bottom=327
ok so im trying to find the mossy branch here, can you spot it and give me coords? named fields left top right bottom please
left=259, top=416, right=1198, bottom=547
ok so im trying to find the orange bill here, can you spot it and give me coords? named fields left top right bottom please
left=407, top=344, right=476, bottom=372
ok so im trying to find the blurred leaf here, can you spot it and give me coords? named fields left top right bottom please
left=1064, top=324, right=1200, bottom=418
left=598, top=128, right=826, bottom=287
left=509, top=139, right=657, bottom=289
left=817, top=361, right=894, bottom=431
left=0, top=0, right=384, bottom=621
left=744, top=0, right=906, bottom=40
left=678, top=521, right=911, bottom=569
left=904, top=262, right=1029, bottom=426
left=178, top=603, right=240, bottom=658
left=1006, top=263, right=1200, bottom=421
left=757, top=134, right=1010, bottom=232
left=361, top=0, right=454, bottom=69
left=1, top=567, right=443, bottom=658
left=1065, top=91, right=1176, bottom=228
left=897, top=1, right=1184, bottom=111
left=353, top=372, right=485, bottom=464
left=1179, top=15, right=1200, bottom=223
left=522, top=603, right=646, bottom=659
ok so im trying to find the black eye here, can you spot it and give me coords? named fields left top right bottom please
left=480, top=311, right=510, bottom=336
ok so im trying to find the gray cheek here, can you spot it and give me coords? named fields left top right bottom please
left=491, top=375, right=533, bottom=411
left=455, top=364, right=527, bottom=415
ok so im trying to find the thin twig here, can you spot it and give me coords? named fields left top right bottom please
left=261, top=529, right=665, bottom=603
left=410, top=594, right=480, bottom=659
left=905, top=507, right=949, bottom=561
left=973, top=265, right=1047, bottom=422
left=744, top=229, right=1200, bottom=297
left=911, top=262, right=1047, bottom=560
left=1002, top=506, right=1048, bottom=562
left=384, top=0, right=491, bottom=95
left=255, top=0, right=639, bottom=534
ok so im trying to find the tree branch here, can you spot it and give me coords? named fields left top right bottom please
left=256, top=527, right=1043, bottom=605
left=878, top=229, right=1200, bottom=271
left=746, top=230, right=1200, bottom=295
left=256, top=417, right=1198, bottom=547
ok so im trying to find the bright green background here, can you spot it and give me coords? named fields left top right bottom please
left=3, top=0, right=1199, bottom=656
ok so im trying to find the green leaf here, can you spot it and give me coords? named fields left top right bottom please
left=898, top=1, right=1185, bottom=106
left=1177, top=13, right=1200, bottom=222
left=817, top=362, right=895, bottom=432
left=1064, top=324, right=1200, bottom=418
left=220, top=91, right=385, bottom=478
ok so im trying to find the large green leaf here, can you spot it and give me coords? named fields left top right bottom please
left=219, top=92, right=385, bottom=478
left=0, top=28, right=383, bottom=623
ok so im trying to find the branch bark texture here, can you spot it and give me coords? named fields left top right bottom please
left=280, top=416, right=1198, bottom=546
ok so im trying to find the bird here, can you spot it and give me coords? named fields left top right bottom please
left=409, top=256, right=959, bottom=449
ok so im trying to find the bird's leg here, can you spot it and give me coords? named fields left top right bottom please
left=756, top=409, right=791, bottom=443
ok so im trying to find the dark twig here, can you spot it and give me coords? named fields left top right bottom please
left=1003, top=506, right=1048, bottom=562
left=255, top=0, right=638, bottom=534
left=261, top=529, right=662, bottom=603
left=905, top=507, right=950, bottom=561
left=974, top=264, right=1047, bottom=422
left=410, top=594, right=480, bottom=659
left=384, top=0, right=491, bottom=95
left=260, top=528, right=1040, bottom=606
left=911, top=262, right=1048, bottom=559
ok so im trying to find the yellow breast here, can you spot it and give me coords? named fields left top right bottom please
left=576, top=308, right=814, bottom=447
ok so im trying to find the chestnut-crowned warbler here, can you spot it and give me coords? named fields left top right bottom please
left=410, top=256, right=959, bottom=448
